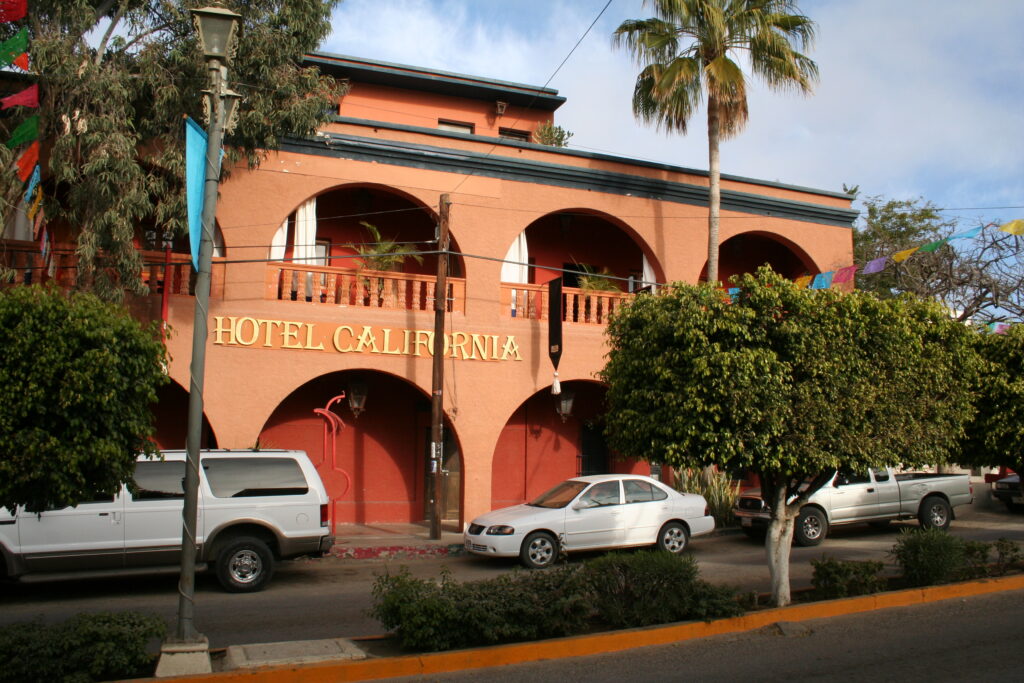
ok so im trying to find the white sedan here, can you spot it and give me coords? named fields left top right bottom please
left=463, top=474, right=715, bottom=568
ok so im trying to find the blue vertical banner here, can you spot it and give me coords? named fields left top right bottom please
left=184, top=116, right=207, bottom=272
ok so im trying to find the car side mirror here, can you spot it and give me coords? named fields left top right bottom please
left=572, top=500, right=587, bottom=511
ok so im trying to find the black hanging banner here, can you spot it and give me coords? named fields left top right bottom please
left=548, top=278, right=563, bottom=394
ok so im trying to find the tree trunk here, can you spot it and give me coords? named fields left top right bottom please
left=764, top=482, right=797, bottom=607
left=706, top=98, right=721, bottom=285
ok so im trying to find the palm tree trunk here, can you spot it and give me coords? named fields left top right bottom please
left=706, top=98, right=721, bottom=284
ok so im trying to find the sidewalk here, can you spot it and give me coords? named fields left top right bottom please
left=327, top=521, right=466, bottom=560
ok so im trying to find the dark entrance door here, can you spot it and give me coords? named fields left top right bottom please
left=577, top=423, right=609, bottom=476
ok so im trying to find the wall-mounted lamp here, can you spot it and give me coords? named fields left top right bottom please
left=347, top=381, right=368, bottom=418
left=495, top=100, right=508, bottom=116
left=555, top=389, right=575, bottom=423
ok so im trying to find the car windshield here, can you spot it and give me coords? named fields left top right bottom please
left=528, top=480, right=588, bottom=508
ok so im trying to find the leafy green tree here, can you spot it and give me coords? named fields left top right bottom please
left=853, top=195, right=1024, bottom=323
left=961, top=326, right=1024, bottom=506
left=0, top=285, right=168, bottom=512
left=0, top=1, right=346, bottom=299
left=600, top=268, right=977, bottom=606
left=613, top=0, right=818, bottom=284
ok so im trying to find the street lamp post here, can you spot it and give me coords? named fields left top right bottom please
left=158, top=6, right=240, bottom=675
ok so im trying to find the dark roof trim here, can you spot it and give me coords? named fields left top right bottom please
left=283, top=132, right=858, bottom=228
left=306, top=52, right=566, bottom=112
left=332, top=115, right=854, bottom=201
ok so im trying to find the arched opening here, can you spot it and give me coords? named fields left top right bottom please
left=258, top=370, right=463, bottom=527
left=267, top=185, right=467, bottom=311
left=151, top=380, right=217, bottom=450
left=489, top=380, right=654, bottom=510
left=702, top=231, right=814, bottom=284
left=501, top=209, right=660, bottom=322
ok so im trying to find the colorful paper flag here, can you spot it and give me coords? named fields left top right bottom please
left=11, top=51, right=27, bottom=70
left=5, top=114, right=37, bottom=148
left=0, top=0, right=27, bottom=23
left=891, top=247, right=919, bottom=263
left=917, top=238, right=948, bottom=253
left=727, top=287, right=740, bottom=302
left=999, top=219, right=1024, bottom=235
left=832, top=265, right=859, bottom=284
left=26, top=186, right=42, bottom=220
left=15, top=139, right=37, bottom=181
left=793, top=275, right=812, bottom=288
left=0, top=26, right=26, bottom=66
left=23, top=163, right=39, bottom=202
left=861, top=257, right=887, bottom=274
left=811, top=272, right=834, bottom=289
left=1, top=83, right=37, bottom=109
left=949, top=226, right=982, bottom=241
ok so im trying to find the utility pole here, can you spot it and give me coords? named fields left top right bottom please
left=429, top=194, right=451, bottom=540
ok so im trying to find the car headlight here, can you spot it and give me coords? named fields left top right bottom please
left=486, top=525, right=515, bottom=535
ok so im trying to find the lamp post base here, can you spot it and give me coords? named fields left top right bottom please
left=155, top=636, right=212, bottom=678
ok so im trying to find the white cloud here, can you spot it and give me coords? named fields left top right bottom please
left=324, top=0, right=1024, bottom=225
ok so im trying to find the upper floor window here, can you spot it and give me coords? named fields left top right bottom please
left=499, top=128, right=530, bottom=142
left=438, top=120, right=474, bottom=135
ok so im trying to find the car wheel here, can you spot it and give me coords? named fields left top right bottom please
left=1004, top=501, right=1024, bottom=513
left=656, top=521, right=689, bottom=554
left=520, top=531, right=557, bottom=569
left=216, top=536, right=274, bottom=592
left=918, top=496, right=952, bottom=530
left=795, top=507, right=827, bottom=546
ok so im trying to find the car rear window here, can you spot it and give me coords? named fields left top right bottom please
left=624, top=479, right=669, bottom=503
left=203, top=457, right=309, bottom=498
left=133, top=460, right=186, bottom=499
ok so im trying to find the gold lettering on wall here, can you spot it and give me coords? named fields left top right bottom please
left=214, top=316, right=522, bottom=362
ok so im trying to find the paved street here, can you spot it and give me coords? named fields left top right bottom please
left=0, top=492, right=1020, bottom=649
left=387, top=587, right=1024, bottom=683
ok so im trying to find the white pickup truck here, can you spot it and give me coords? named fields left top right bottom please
left=733, top=467, right=974, bottom=546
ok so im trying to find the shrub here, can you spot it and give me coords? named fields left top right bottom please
left=673, top=468, right=742, bottom=526
left=0, top=611, right=166, bottom=683
left=959, top=540, right=992, bottom=580
left=581, top=551, right=744, bottom=628
left=992, top=537, right=1023, bottom=576
left=889, top=528, right=967, bottom=587
left=810, top=556, right=886, bottom=599
left=369, top=565, right=592, bottom=651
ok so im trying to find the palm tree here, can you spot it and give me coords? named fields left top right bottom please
left=614, top=0, right=818, bottom=284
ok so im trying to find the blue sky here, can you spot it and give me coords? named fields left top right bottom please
left=322, top=0, right=1024, bottom=230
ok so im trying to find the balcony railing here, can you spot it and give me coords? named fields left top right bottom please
left=501, top=282, right=632, bottom=325
left=266, top=263, right=465, bottom=313
left=1, top=240, right=222, bottom=297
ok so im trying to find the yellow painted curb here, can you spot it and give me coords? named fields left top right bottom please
left=139, top=573, right=1024, bottom=683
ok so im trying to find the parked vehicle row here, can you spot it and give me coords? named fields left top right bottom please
left=732, top=467, right=974, bottom=546
left=991, top=473, right=1022, bottom=511
left=0, top=450, right=333, bottom=592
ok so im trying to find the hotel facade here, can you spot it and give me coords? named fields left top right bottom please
left=3, top=54, right=856, bottom=529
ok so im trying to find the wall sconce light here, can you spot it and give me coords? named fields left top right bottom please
left=555, top=389, right=575, bottom=423
left=495, top=100, right=508, bottom=116
left=347, top=381, right=367, bottom=418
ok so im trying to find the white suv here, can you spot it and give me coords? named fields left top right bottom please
left=0, top=450, right=333, bottom=592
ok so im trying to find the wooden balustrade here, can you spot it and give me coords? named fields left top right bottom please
left=1, top=240, right=223, bottom=297
left=265, top=263, right=465, bottom=313
left=501, top=282, right=632, bottom=325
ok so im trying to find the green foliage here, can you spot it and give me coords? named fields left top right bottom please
left=0, top=285, right=168, bottom=511
left=582, top=551, right=743, bottom=627
left=810, top=556, right=886, bottom=599
left=0, top=1, right=347, bottom=300
left=673, top=468, right=741, bottom=526
left=0, top=611, right=166, bottom=683
left=601, top=268, right=979, bottom=604
left=992, top=538, right=1023, bottom=575
left=369, top=553, right=746, bottom=652
left=369, top=565, right=592, bottom=652
left=890, top=528, right=967, bottom=587
left=532, top=120, right=573, bottom=147
left=356, top=221, right=423, bottom=272
left=960, top=326, right=1024, bottom=492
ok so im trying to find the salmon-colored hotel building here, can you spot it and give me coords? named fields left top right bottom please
left=4, top=54, right=856, bottom=529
